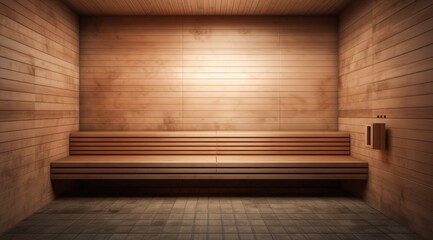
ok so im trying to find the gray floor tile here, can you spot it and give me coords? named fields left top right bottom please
left=0, top=196, right=425, bottom=240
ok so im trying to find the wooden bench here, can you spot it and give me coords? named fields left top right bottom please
left=51, top=131, right=368, bottom=180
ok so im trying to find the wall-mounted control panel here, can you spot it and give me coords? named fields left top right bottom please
left=365, top=123, right=386, bottom=150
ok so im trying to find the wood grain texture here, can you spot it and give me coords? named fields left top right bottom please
left=51, top=154, right=367, bottom=180
left=70, top=131, right=350, bottom=137
left=51, top=131, right=366, bottom=180
left=68, top=131, right=350, bottom=155
left=51, top=173, right=367, bottom=180
left=61, top=0, right=351, bottom=15
left=338, top=0, right=433, bottom=239
left=217, top=155, right=367, bottom=167
left=79, top=16, right=339, bottom=131
left=50, top=172, right=368, bottom=180
left=0, top=0, right=79, bottom=233
left=52, top=155, right=217, bottom=168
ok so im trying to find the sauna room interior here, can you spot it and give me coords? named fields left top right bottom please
left=1, top=0, right=432, bottom=239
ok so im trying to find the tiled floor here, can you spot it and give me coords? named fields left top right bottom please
left=0, top=195, right=423, bottom=240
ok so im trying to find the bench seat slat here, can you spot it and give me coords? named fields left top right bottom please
left=70, top=131, right=218, bottom=138
left=70, top=147, right=350, bottom=151
left=52, top=167, right=367, bottom=174
left=70, top=147, right=218, bottom=151
left=216, top=155, right=367, bottom=167
left=216, top=138, right=350, bottom=142
left=52, top=168, right=217, bottom=173
left=215, top=132, right=350, bottom=137
left=71, top=142, right=217, bottom=146
left=52, top=155, right=217, bottom=167
left=70, top=131, right=350, bottom=138
left=70, top=137, right=218, bottom=142
left=217, top=168, right=368, bottom=173
left=70, top=151, right=218, bottom=155
left=216, top=151, right=350, bottom=155
left=51, top=173, right=367, bottom=180
left=52, top=155, right=367, bottom=168
left=70, top=142, right=350, bottom=147
left=216, top=142, right=350, bottom=146
left=70, top=151, right=350, bottom=155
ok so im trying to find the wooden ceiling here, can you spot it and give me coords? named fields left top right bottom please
left=62, top=0, right=352, bottom=15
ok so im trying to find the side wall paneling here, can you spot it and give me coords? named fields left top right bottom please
left=79, top=16, right=339, bottom=131
left=339, top=0, right=433, bottom=239
left=0, top=0, right=79, bottom=232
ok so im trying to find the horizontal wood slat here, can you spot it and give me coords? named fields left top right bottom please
left=70, top=131, right=350, bottom=138
left=217, top=155, right=367, bottom=167
left=51, top=173, right=368, bottom=180
left=217, top=168, right=368, bottom=174
left=70, top=151, right=218, bottom=155
left=52, top=154, right=367, bottom=168
left=51, top=155, right=217, bottom=168
left=215, top=151, right=351, bottom=155
left=51, top=168, right=217, bottom=174
left=70, top=147, right=350, bottom=151
left=70, top=142, right=350, bottom=147
left=51, top=167, right=368, bottom=174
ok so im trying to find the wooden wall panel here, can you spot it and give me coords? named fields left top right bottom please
left=338, top=0, right=433, bottom=239
left=62, top=0, right=351, bottom=15
left=0, top=0, right=79, bottom=232
left=80, top=16, right=338, bottom=131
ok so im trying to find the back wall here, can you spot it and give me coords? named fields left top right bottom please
left=80, top=16, right=338, bottom=131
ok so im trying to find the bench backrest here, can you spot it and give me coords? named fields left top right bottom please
left=70, top=131, right=350, bottom=155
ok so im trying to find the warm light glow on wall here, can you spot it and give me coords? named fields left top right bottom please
left=80, top=16, right=338, bottom=131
